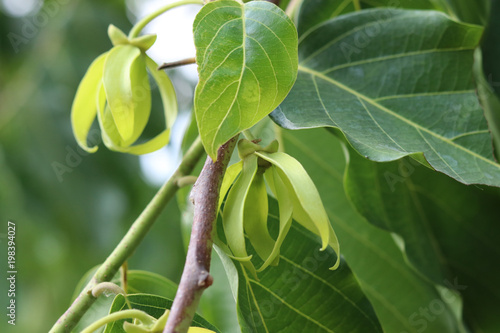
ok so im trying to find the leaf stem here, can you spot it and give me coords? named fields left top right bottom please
left=80, top=309, right=156, bottom=333
left=158, top=57, right=197, bottom=70
left=163, top=136, right=238, bottom=333
left=128, top=0, right=205, bottom=39
left=49, top=136, right=205, bottom=333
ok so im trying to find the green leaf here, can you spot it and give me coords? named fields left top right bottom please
left=228, top=199, right=382, bottom=333
left=282, top=128, right=465, bottom=333
left=103, top=294, right=220, bottom=333
left=125, top=271, right=178, bottom=299
left=103, top=45, right=151, bottom=144
left=72, top=268, right=177, bottom=333
left=474, top=50, right=500, bottom=159
left=296, top=0, right=360, bottom=37
left=439, top=0, right=488, bottom=24
left=71, top=52, right=107, bottom=153
left=296, top=0, right=444, bottom=39
left=479, top=1, right=500, bottom=156
left=343, top=142, right=500, bottom=332
left=481, top=0, right=500, bottom=97
left=193, top=0, right=298, bottom=159
left=271, top=9, right=500, bottom=187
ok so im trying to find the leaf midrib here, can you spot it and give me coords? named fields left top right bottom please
left=298, top=64, right=499, bottom=169
left=211, top=6, right=247, bottom=154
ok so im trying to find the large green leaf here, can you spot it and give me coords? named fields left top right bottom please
left=220, top=199, right=382, bottom=333
left=281, top=127, right=465, bottom=333
left=271, top=9, right=500, bottom=187
left=193, top=0, right=298, bottom=159
left=475, top=50, right=500, bottom=159
left=479, top=0, right=500, bottom=155
left=103, top=294, right=220, bottom=333
left=438, top=0, right=488, bottom=24
left=343, top=143, right=500, bottom=332
left=481, top=0, right=500, bottom=97
left=296, top=0, right=441, bottom=39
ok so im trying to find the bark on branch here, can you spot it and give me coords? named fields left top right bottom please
left=164, top=137, right=238, bottom=333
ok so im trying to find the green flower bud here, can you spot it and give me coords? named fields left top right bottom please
left=71, top=25, right=176, bottom=155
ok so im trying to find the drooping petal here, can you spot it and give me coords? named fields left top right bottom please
left=96, top=83, right=124, bottom=150
left=101, top=55, right=180, bottom=154
left=71, top=52, right=107, bottom=153
left=244, top=169, right=275, bottom=264
left=128, top=53, right=152, bottom=144
left=103, top=45, right=150, bottom=144
left=257, top=151, right=340, bottom=269
left=145, top=55, right=177, bottom=130
left=258, top=166, right=293, bottom=272
left=222, top=154, right=259, bottom=275
left=218, top=161, right=243, bottom=211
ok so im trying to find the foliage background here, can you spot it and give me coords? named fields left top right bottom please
left=0, top=1, right=223, bottom=331
left=1, top=0, right=500, bottom=332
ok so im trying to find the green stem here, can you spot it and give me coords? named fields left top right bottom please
left=49, top=137, right=205, bottom=333
left=80, top=310, right=155, bottom=333
left=242, top=129, right=256, bottom=141
left=129, top=0, right=205, bottom=38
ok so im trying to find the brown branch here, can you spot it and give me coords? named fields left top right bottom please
left=163, top=137, right=238, bottom=333
left=158, top=57, right=196, bottom=70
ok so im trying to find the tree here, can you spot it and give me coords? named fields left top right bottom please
left=47, top=0, right=500, bottom=332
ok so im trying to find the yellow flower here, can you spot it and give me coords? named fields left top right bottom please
left=220, top=139, right=340, bottom=276
left=71, top=25, right=177, bottom=155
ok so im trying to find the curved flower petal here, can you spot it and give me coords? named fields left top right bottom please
left=244, top=170, right=275, bottom=264
left=218, top=161, right=243, bottom=210
left=222, top=154, right=259, bottom=275
left=104, top=45, right=151, bottom=144
left=256, top=151, right=340, bottom=269
left=71, top=52, right=108, bottom=153
left=145, top=55, right=177, bottom=130
left=258, top=166, right=294, bottom=272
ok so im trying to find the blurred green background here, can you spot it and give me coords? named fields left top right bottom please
left=0, top=0, right=237, bottom=332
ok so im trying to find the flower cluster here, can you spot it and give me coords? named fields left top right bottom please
left=71, top=25, right=177, bottom=155
left=219, top=139, right=340, bottom=276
